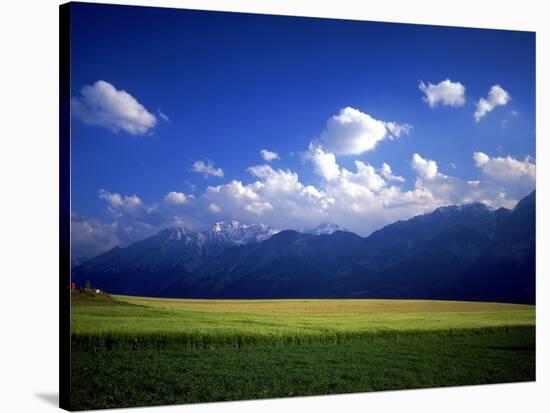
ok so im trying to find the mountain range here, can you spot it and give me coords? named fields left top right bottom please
left=72, top=191, right=536, bottom=303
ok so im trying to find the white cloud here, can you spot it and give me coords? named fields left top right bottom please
left=98, top=190, right=123, bottom=208
left=202, top=160, right=438, bottom=235
left=74, top=98, right=534, bottom=259
left=97, top=190, right=164, bottom=228
left=474, top=85, right=511, bottom=122
left=419, top=79, right=466, bottom=108
left=203, top=166, right=333, bottom=229
left=318, top=161, right=436, bottom=229
left=260, top=149, right=280, bottom=162
left=473, top=152, right=535, bottom=196
left=245, top=202, right=274, bottom=215
left=76, top=148, right=535, bottom=259
left=73, top=190, right=166, bottom=259
left=408, top=152, right=534, bottom=210
left=71, top=214, right=120, bottom=261
left=244, top=166, right=307, bottom=196
left=71, top=80, right=157, bottom=135
left=247, top=165, right=278, bottom=180
left=384, top=122, right=413, bottom=138
left=208, top=203, right=222, bottom=213
left=411, top=153, right=442, bottom=180
left=306, top=144, right=340, bottom=181
left=319, top=107, right=404, bottom=155
left=99, top=189, right=143, bottom=210
left=473, top=151, right=490, bottom=166
left=192, top=160, right=224, bottom=178
left=380, top=163, right=405, bottom=183
left=164, top=191, right=187, bottom=205
left=336, top=161, right=387, bottom=193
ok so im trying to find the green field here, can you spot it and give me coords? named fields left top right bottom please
left=70, top=292, right=536, bottom=410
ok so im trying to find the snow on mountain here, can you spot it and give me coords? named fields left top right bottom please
left=210, top=220, right=278, bottom=244
left=431, top=202, right=492, bottom=217
left=157, top=221, right=277, bottom=248
left=304, top=222, right=348, bottom=235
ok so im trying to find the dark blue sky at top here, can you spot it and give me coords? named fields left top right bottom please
left=69, top=2, right=535, bottom=222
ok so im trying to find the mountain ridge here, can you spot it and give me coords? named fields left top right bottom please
left=72, top=191, right=536, bottom=303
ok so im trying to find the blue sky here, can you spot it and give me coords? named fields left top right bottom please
left=69, top=3, right=536, bottom=259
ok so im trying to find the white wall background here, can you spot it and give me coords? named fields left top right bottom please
left=0, top=0, right=547, bottom=412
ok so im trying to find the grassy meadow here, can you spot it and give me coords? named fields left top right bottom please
left=70, top=292, right=535, bottom=410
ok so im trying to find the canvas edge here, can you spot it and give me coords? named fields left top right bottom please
left=59, top=2, right=72, bottom=411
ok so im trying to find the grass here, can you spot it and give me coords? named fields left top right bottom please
left=70, top=292, right=535, bottom=410
left=71, top=293, right=535, bottom=350
left=111, top=295, right=535, bottom=314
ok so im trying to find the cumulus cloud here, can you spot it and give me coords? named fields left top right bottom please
left=337, top=161, right=387, bottom=193
left=245, top=202, right=274, bottom=215
left=247, top=164, right=278, bottom=180
left=74, top=148, right=535, bottom=259
left=319, top=107, right=409, bottom=156
left=99, top=189, right=143, bottom=210
left=201, top=160, right=440, bottom=235
left=407, top=151, right=535, bottom=210
left=324, top=166, right=435, bottom=221
left=98, top=190, right=123, bottom=208
left=380, top=163, right=405, bottom=183
left=305, top=144, right=341, bottom=181
left=164, top=191, right=187, bottom=205
left=474, top=85, right=511, bottom=122
left=473, top=152, right=535, bottom=196
left=419, top=79, right=466, bottom=108
left=71, top=80, right=157, bottom=135
left=260, top=149, right=280, bottom=162
left=203, top=165, right=333, bottom=229
left=192, top=160, right=224, bottom=178
left=411, top=153, right=442, bottom=180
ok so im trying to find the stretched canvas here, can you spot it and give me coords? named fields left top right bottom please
left=59, top=2, right=536, bottom=410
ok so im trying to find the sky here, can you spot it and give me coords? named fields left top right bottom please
left=69, top=3, right=536, bottom=260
